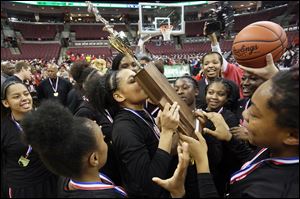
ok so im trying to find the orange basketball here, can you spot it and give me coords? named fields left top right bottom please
left=232, top=21, right=288, bottom=68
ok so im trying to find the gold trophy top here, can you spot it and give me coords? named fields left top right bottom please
left=85, top=1, right=134, bottom=57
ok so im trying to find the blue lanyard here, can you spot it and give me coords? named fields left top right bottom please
left=11, top=114, right=32, bottom=158
left=123, top=108, right=160, bottom=140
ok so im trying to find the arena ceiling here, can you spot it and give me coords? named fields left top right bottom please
left=1, top=1, right=292, bottom=23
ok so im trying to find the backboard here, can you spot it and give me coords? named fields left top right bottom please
left=138, top=2, right=185, bottom=36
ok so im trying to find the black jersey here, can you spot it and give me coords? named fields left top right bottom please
left=1, top=114, right=57, bottom=197
left=112, top=109, right=172, bottom=197
left=205, top=107, right=239, bottom=130
left=74, top=101, right=112, bottom=141
left=229, top=150, right=299, bottom=198
left=67, top=88, right=84, bottom=114
left=197, top=148, right=299, bottom=198
left=204, top=107, right=241, bottom=196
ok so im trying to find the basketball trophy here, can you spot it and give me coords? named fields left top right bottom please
left=86, top=1, right=200, bottom=138
left=86, top=1, right=134, bottom=58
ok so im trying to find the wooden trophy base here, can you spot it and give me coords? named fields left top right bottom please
left=135, top=63, right=200, bottom=138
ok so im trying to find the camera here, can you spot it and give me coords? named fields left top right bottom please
left=206, top=21, right=222, bottom=35
left=205, top=1, right=234, bottom=36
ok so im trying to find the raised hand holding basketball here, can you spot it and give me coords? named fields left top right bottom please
left=232, top=21, right=288, bottom=68
left=239, top=53, right=279, bottom=80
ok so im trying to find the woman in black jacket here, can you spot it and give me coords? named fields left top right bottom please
left=1, top=81, right=58, bottom=198
left=104, top=69, right=180, bottom=197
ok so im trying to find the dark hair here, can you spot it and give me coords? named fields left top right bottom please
left=70, top=61, right=96, bottom=94
left=202, top=51, right=223, bottom=66
left=14, top=61, right=30, bottom=73
left=84, top=71, right=107, bottom=114
left=21, top=100, right=99, bottom=178
left=70, top=61, right=94, bottom=85
left=1, top=81, right=21, bottom=100
left=112, top=53, right=125, bottom=71
left=175, top=75, right=199, bottom=90
left=111, top=53, right=139, bottom=71
left=154, top=59, right=165, bottom=74
left=140, top=56, right=152, bottom=63
left=105, top=70, right=119, bottom=94
left=205, top=77, right=233, bottom=109
left=268, top=64, right=299, bottom=132
left=104, top=70, right=121, bottom=112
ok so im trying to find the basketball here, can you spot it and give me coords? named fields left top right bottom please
left=232, top=21, right=288, bottom=68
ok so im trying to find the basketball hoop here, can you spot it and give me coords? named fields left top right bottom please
left=160, top=25, right=173, bottom=41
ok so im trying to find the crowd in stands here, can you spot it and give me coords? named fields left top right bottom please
left=1, top=42, right=298, bottom=89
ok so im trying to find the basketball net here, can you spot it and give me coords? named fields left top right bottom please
left=160, top=25, right=173, bottom=41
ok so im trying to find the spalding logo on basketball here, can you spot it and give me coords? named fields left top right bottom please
left=232, top=21, right=288, bottom=68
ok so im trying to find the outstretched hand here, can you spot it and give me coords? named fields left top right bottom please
left=152, top=142, right=190, bottom=198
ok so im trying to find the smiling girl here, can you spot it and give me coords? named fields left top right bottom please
left=196, top=52, right=240, bottom=112
left=1, top=81, right=57, bottom=198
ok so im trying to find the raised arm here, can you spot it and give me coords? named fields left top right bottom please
left=204, top=22, right=228, bottom=72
